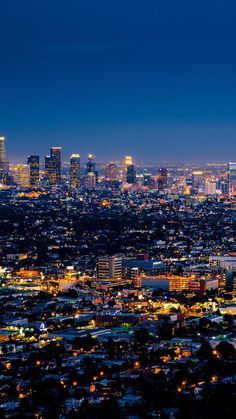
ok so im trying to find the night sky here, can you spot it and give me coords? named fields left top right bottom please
left=1, top=0, right=236, bottom=163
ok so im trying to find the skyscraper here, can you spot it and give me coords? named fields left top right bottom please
left=27, top=155, right=40, bottom=186
left=70, top=154, right=80, bottom=187
left=228, top=162, right=236, bottom=195
left=86, top=154, right=96, bottom=174
left=122, top=156, right=133, bottom=185
left=13, top=164, right=30, bottom=188
left=0, top=137, right=6, bottom=162
left=85, top=154, right=98, bottom=183
left=0, top=136, right=9, bottom=175
left=191, top=171, right=203, bottom=194
left=158, top=167, right=168, bottom=191
left=104, top=162, right=118, bottom=182
left=126, top=164, right=136, bottom=184
left=45, top=155, right=57, bottom=185
left=50, top=147, right=62, bottom=184
left=84, top=172, right=96, bottom=188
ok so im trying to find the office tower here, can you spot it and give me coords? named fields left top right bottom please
left=86, top=154, right=95, bottom=173
left=126, top=164, right=136, bottom=184
left=27, top=155, right=40, bottom=186
left=228, top=162, right=236, bottom=195
left=0, top=137, right=6, bottom=162
left=191, top=170, right=203, bottom=194
left=70, top=154, right=80, bottom=187
left=105, top=162, right=118, bottom=182
left=84, top=172, right=96, bottom=188
left=45, top=155, right=57, bottom=185
left=122, top=156, right=133, bottom=184
left=50, top=147, right=61, bottom=183
left=143, top=173, right=153, bottom=188
left=13, top=164, right=30, bottom=188
left=158, top=167, right=168, bottom=191
left=97, top=255, right=122, bottom=281
left=205, top=181, right=216, bottom=195
left=0, top=136, right=9, bottom=175
left=86, top=154, right=98, bottom=183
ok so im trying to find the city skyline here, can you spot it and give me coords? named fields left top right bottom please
left=0, top=134, right=236, bottom=165
left=1, top=1, right=236, bottom=162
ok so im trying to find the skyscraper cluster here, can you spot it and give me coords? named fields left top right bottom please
left=2, top=135, right=236, bottom=196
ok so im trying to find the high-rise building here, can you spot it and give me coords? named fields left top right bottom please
left=45, top=155, right=57, bottom=185
left=84, top=172, right=96, bottom=188
left=158, top=167, right=168, bottom=191
left=205, top=181, right=216, bottom=195
left=70, top=154, right=80, bottom=187
left=86, top=154, right=95, bottom=174
left=191, top=170, right=203, bottom=194
left=0, top=136, right=9, bottom=175
left=13, top=164, right=30, bottom=188
left=228, top=162, right=236, bottom=195
left=122, top=156, right=133, bottom=185
left=50, top=147, right=62, bottom=183
left=0, top=137, right=6, bottom=162
left=44, top=146, right=62, bottom=186
left=97, top=255, right=122, bottom=281
left=105, top=162, right=118, bottom=182
left=27, top=155, right=40, bottom=186
left=126, top=164, right=136, bottom=184
left=86, top=154, right=98, bottom=183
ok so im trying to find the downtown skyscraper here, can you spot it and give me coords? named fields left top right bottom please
left=70, top=154, right=80, bottom=187
left=0, top=136, right=9, bottom=176
left=45, top=147, right=62, bottom=186
left=27, top=155, right=40, bottom=186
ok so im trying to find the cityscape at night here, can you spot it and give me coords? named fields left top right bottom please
left=1, top=1, right=236, bottom=419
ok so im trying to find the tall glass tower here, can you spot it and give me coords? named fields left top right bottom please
left=0, top=137, right=6, bottom=162
left=27, top=155, right=40, bottom=186
left=228, top=162, right=236, bottom=195
left=50, top=147, right=62, bottom=183
left=70, top=154, right=80, bottom=187
left=0, top=136, right=9, bottom=175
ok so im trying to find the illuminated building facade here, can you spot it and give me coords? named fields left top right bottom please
left=122, top=156, right=133, bottom=185
left=228, top=162, right=236, bottom=195
left=158, top=167, right=168, bottom=191
left=27, top=155, right=39, bottom=186
left=97, top=255, right=122, bottom=281
left=86, top=154, right=98, bottom=183
left=84, top=172, right=96, bottom=188
left=104, top=162, right=118, bottom=182
left=13, top=164, right=30, bottom=188
left=192, top=171, right=204, bottom=194
left=205, top=181, right=216, bottom=195
left=50, top=147, right=62, bottom=184
left=70, top=154, right=80, bottom=187
left=0, top=136, right=9, bottom=176
left=45, top=155, right=57, bottom=185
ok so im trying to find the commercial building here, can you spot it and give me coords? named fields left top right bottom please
left=27, top=155, right=40, bottom=186
left=97, top=255, right=122, bottom=281
left=13, top=164, right=30, bottom=188
left=126, top=164, right=136, bottom=184
left=104, top=162, right=118, bottom=182
left=50, top=147, right=62, bottom=184
left=70, top=154, right=80, bottom=187
left=158, top=168, right=168, bottom=191
left=141, top=275, right=190, bottom=292
left=0, top=136, right=9, bottom=176
left=228, top=162, right=236, bottom=195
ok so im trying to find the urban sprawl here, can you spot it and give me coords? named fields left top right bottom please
left=0, top=136, right=236, bottom=418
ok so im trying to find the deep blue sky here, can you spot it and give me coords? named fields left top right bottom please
left=1, top=0, right=236, bottom=163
